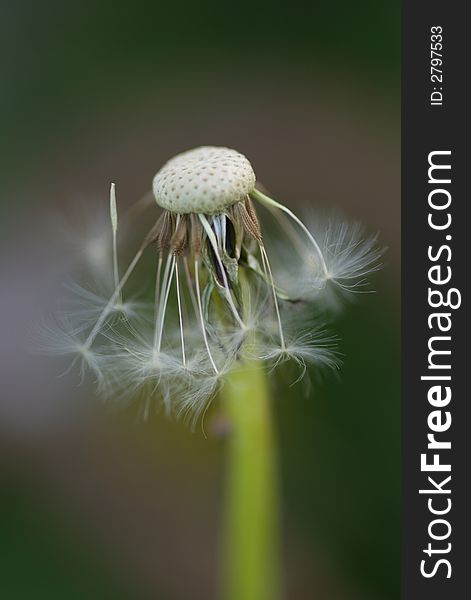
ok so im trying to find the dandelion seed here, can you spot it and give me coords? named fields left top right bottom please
left=109, top=182, right=122, bottom=305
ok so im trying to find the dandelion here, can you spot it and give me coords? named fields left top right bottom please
left=45, top=145, right=382, bottom=417
left=44, top=145, right=383, bottom=600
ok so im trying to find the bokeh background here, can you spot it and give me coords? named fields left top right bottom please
left=0, top=2, right=399, bottom=599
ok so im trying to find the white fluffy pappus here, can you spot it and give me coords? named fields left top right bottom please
left=263, top=208, right=385, bottom=310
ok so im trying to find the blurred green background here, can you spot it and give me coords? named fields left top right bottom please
left=0, top=1, right=399, bottom=599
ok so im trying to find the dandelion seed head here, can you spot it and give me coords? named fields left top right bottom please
left=43, top=146, right=383, bottom=423
left=153, top=146, right=256, bottom=214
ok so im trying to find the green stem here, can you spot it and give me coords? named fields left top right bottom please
left=221, top=359, right=281, bottom=600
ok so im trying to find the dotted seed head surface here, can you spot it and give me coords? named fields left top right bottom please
left=152, top=146, right=256, bottom=214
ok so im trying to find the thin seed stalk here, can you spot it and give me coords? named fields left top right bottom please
left=221, top=357, right=281, bottom=600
